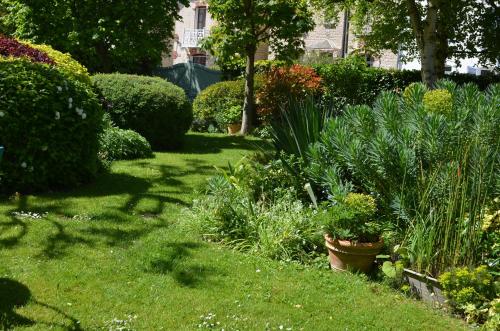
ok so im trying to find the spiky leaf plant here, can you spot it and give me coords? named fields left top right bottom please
left=309, top=81, right=500, bottom=275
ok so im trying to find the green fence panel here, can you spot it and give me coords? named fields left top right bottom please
left=154, top=62, right=222, bottom=101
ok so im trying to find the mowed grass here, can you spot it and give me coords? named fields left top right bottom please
left=0, top=133, right=466, bottom=331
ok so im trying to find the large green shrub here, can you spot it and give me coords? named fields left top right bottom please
left=0, top=58, right=103, bottom=192
left=92, top=74, right=192, bottom=150
left=192, top=75, right=266, bottom=132
left=192, top=79, right=245, bottom=131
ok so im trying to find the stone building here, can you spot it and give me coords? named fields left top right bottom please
left=162, top=1, right=401, bottom=69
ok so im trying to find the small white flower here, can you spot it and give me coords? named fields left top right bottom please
left=111, top=44, right=116, bottom=49
left=55, top=111, right=60, bottom=120
left=81, top=113, right=87, bottom=119
left=68, top=103, right=73, bottom=109
left=0, top=111, right=4, bottom=117
left=68, top=97, right=73, bottom=104
left=21, top=162, right=27, bottom=168
left=256, top=269, right=261, bottom=273
left=42, top=145, right=48, bottom=151
left=57, top=86, right=63, bottom=92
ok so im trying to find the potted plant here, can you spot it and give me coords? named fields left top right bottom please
left=318, top=193, right=384, bottom=273
left=216, top=105, right=242, bottom=135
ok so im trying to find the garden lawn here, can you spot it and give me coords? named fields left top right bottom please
left=0, top=133, right=466, bottom=331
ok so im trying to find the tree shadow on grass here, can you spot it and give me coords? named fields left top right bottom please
left=147, top=242, right=219, bottom=288
left=179, top=134, right=271, bottom=155
left=0, top=278, right=81, bottom=330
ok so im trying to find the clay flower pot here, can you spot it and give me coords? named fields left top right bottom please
left=227, top=123, right=241, bottom=135
left=324, top=234, right=383, bottom=273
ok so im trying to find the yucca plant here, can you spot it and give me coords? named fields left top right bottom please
left=270, top=97, right=329, bottom=159
left=309, top=81, right=499, bottom=275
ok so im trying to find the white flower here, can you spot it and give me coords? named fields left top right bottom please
left=0, top=111, right=4, bottom=117
left=21, top=162, right=27, bottom=168
left=256, top=269, right=261, bottom=273
left=68, top=97, right=73, bottom=104
left=68, top=103, right=73, bottom=109
left=57, top=86, right=63, bottom=92
left=75, top=107, right=83, bottom=115
left=81, top=113, right=87, bottom=119
left=111, top=44, right=116, bottom=49
left=55, top=111, right=60, bottom=120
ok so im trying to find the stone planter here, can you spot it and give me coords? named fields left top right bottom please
left=404, top=268, right=445, bottom=306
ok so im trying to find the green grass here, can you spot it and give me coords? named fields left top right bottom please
left=0, top=133, right=466, bottom=330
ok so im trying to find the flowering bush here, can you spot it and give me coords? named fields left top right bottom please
left=257, top=64, right=322, bottom=119
left=0, top=35, right=54, bottom=64
left=0, top=58, right=103, bottom=192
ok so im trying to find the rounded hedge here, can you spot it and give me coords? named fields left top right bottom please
left=92, top=74, right=192, bottom=150
left=192, top=76, right=263, bottom=131
left=0, top=58, right=103, bottom=192
left=423, top=89, right=453, bottom=115
left=99, top=126, right=153, bottom=161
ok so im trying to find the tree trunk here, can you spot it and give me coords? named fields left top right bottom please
left=407, top=0, right=447, bottom=89
left=421, top=1, right=439, bottom=88
left=241, top=47, right=256, bottom=135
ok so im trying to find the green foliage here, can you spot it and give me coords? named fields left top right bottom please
left=202, top=0, right=314, bottom=65
left=193, top=80, right=245, bottom=130
left=0, top=58, right=103, bottom=192
left=1, top=0, right=188, bottom=73
left=99, top=126, right=153, bottom=161
left=308, top=81, right=500, bottom=274
left=439, top=266, right=497, bottom=324
left=313, top=57, right=499, bottom=112
left=317, top=193, right=383, bottom=242
left=187, top=174, right=321, bottom=264
left=92, top=74, right=192, bottom=150
left=192, top=77, right=264, bottom=132
left=21, top=41, right=91, bottom=85
left=215, top=105, right=242, bottom=126
left=423, top=89, right=453, bottom=115
left=270, top=98, right=328, bottom=159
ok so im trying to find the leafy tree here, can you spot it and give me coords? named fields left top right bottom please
left=312, top=0, right=500, bottom=87
left=0, top=0, right=188, bottom=73
left=202, top=0, right=315, bottom=134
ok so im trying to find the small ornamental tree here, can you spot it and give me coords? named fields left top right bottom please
left=202, top=0, right=314, bottom=134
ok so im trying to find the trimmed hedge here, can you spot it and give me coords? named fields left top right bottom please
left=92, top=74, right=192, bottom=150
left=313, top=57, right=500, bottom=111
left=0, top=58, right=103, bottom=192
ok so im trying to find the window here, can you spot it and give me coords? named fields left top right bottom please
left=196, top=7, right=207, bottom=29
left=191, top=54, right=207, bottom=66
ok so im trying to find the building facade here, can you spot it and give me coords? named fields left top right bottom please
left=161, top=2, right=400, bottom=71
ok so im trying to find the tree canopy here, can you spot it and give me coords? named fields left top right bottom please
left=202, top=0, right=315, bottom=134
left=0, top=0, right=188, bottom=73
left=312, top=0, right=500, bottom=86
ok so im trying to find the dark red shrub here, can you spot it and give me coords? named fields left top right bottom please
left=0, top=35, right=54, bottom=65
left=257, top=64, right=322, bottom=119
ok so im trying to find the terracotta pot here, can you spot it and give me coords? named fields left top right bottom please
left=227, top=123, right=241, bottom=135
left=324, top=234, right=383, bottom=273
